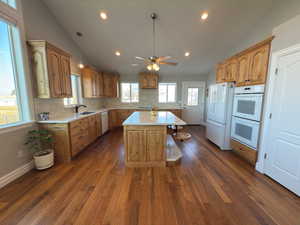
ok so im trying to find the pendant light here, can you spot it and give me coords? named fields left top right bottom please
left=76, top=32, right=85, bottom=69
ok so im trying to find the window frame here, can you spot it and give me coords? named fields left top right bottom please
left=64, top=74, right=82, bottom=107
left=120, top=82, right=139, bottom=103
left=0, top=0, right=34, bottom=130
left=158, top=83, right=177, bottom=103
left=187, top=87, right=199, bottom=106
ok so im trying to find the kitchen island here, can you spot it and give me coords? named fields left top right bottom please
left=123, top=111, right=186, bottom=167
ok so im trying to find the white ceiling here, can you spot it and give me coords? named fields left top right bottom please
left=42, top=0, right=275, bottom=76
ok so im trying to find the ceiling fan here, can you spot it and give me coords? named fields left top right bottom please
left=134, top=13, right=178, bottom=72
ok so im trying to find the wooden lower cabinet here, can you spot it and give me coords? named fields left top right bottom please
left=146, top=130, right=165, bottom=161
left=126, top=130, right=146, bottom=162
left=88, top=114, right=101, bottom=142
left=231, top=139, right=257, bottom=166
left=40, top=113, right=102, bottom=163
left=124, top=125, right=167, bottom=167
left=39, top=123, right=71, bottom=163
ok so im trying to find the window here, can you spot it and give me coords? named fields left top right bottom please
left=64, top=75, right=82, bottom=106
left=121, top=83, right=139, bottom=103
left=159, top=83, right=176, bottom=103
left=187, top=88, right=199, bottom=106
left=0, top=0, right=16, bottom=8
left=0, top=19, right=29, bottom=127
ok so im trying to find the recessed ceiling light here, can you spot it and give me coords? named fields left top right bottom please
left=201, top=12, right=209, bottom=20
left=100, top=11, right=108, bottom=20
left=115, top=51, right=121, bottom=56
left=185, top=52, right=190, bottom=57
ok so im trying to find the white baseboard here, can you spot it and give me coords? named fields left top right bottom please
left=0, top=160, right=34, bottom=189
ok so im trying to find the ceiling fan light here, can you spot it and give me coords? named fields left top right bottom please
left=147, top=64, right=153, bottom=71
left=153, top=63, right=160, bottom=71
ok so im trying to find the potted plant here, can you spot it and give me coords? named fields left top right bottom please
left=25, top=129, right=54, bottom=170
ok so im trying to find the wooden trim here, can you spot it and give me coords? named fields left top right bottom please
left=28, top=40, right=71, bottom=57
left=235, top=36, right=275, bottom=57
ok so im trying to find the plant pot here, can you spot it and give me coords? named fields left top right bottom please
left=33, top=149, right=54, bottom=170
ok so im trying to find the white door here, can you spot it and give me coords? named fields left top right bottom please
left=265, top=47, right=300, bottom=196
left=182, top=82, right=205, bottom=125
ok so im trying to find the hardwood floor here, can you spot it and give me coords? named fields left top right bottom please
left=0, top=126, right=299, bottom=225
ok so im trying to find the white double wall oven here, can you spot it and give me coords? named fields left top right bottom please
left=231, top=85, right=265, bottom=150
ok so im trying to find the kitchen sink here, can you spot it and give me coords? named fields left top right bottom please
left=80, top=111, right=95, bottom=115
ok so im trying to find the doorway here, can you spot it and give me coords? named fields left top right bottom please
left=181, top=82, right=205, bottom=125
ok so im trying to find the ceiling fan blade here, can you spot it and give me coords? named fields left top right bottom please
left=157, top=56, right=172, bottom=62
left=160, top=61, right=178, bottom=66
left=135, top=56, right=146, bottom=61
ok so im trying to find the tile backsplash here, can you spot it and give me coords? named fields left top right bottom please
left=34, top=98, right=105, bottom=119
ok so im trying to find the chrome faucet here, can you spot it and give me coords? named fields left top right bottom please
left=74, top=104, right=87, bottom=113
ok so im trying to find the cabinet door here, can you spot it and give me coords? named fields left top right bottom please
left=88, top=115, right=98, bottom=142
left=225, top=58, right=238, bottom=82
left=236, top=54, right=251, bottom=86
left=111, top=74, right=119, bottom=98
left=139, top=73, right=148, bottom=89
left=103, top=73, right=113, bottom=97
left=216, top=64, right=226, bottom=83
left=97, top=72, right=104, bottom=97
left=60, top=55, right=72, bottom=97
left=146, top=130, right=165, bottom=161
left=47, top=49, right=62, bottom=97
left=126, top=130, right=146, bottom=162
left=248, top=44, right=270, bottom=85
left=148, top=74, right=158, bottom=88
left=109, top=110, right=118, bottom=129
left=81, top=68, right=94, bottom=98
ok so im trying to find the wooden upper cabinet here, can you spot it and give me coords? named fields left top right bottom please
left=103, top=73, right=119, bottom=97
left=236, top=53, right=251, bottom=86
left=225, top=58, right=238, bottom=82
left=248, top=44, right=271, bottom=85
left=139, top=72, right=158, bottom=89
left=47, top=48, right=62, bottom=97
left=103, top=73, right=112, bottom=97
left=60, top=54, right=72, bottom=97
left=97, top=72, right=104, bottom=97
left=81, top=67, right=103, bottom=98
left=28, top=40, right=72, bottom=98
left=215, top=37, right=273, bottom=86
left=216, top=63, right=226, bottom=83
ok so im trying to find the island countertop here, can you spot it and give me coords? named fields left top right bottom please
left=122, top=111, right=186, bottom=126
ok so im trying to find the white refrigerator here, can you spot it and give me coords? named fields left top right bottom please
left=206, top=83, right=234, bottom=150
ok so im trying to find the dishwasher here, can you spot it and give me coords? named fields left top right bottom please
left=101, top=111, right=109, bottom=134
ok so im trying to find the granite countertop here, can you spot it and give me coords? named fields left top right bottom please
left=37, top=107, right=184, bottom=124
left=122, top=111, right=186, bottom=126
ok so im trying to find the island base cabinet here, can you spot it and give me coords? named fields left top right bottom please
left=124, top=126, right=166, bottom=167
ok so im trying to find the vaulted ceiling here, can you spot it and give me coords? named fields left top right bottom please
left=42, top=0, right=275, bottom=76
